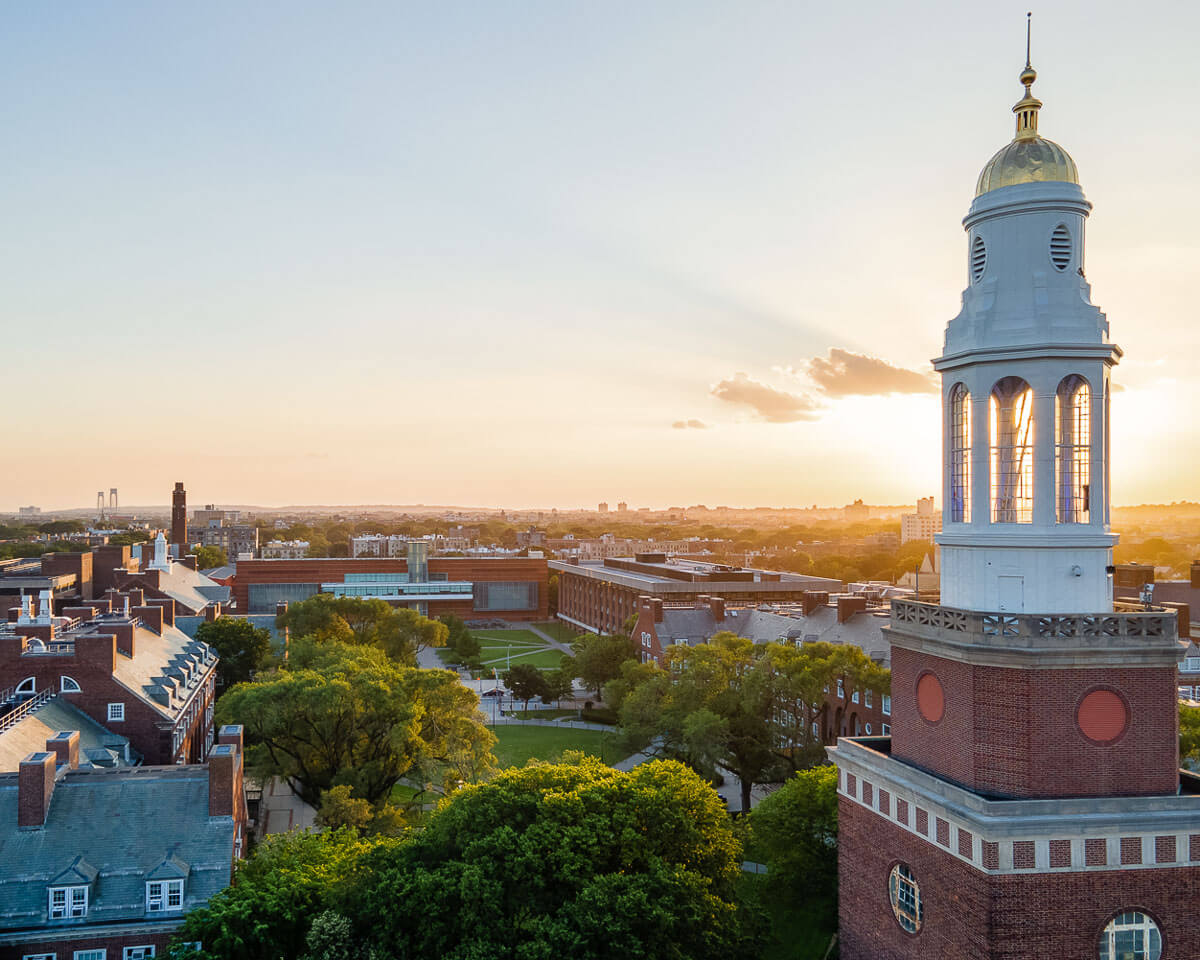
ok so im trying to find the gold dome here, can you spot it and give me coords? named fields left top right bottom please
left=975, top=137, right=1079, bottom=196
left=974, top=19, right=1079, bottom=197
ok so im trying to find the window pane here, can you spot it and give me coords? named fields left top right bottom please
left=990, top=377, right=1034, bottom=523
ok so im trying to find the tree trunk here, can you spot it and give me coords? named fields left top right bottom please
left=740, top=776, right=753, bottom=814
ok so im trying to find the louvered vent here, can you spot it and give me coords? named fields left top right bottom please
left=1049, top=224, right=1072, bottom=271
left=970, top=236, right=987, bottom=283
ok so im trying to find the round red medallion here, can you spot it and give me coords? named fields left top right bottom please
left=916, top=672, right=945, bottom=724
left=1077, top=689, right=1128, bottom=744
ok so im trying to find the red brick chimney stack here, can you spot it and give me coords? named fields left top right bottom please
left=18, top=752, right=58, bottom=827
left=46, top=731, right=80, bottom=770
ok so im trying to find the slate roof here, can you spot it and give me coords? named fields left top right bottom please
left=122, top=565, right=231, bottom=615
left=0, top=698, right=132, bottom=773
left=0, top=765, right=236, bottom=934
left=658, top=603, right=891, bottom=667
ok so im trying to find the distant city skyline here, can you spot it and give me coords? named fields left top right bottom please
left=3, top=2, right=1196, bottom=511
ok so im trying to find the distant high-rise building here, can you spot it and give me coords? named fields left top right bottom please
left=598, top=502, right=609, bottom=513
left=171, top=481, right=188, bottom=550
left=900, top=497, right=942, bottom=544
left=617, top=501, right=628, bottom=513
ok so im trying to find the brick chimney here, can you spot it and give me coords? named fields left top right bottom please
left=218, top=724, right=244, bottom=753
left=836, top=594, right=868, bottom=624
left=148, top=597, right=176, bottom=627
left=801, top=591, right=829, bottom=616
left=1162, top=602, right=1192, bottom=640
left=178, top=555, right=199, bottom=572
left=18, top=752, right=57, bottom=827
left=134, top=605, right=163, bottom=634
left=62, top=606, right=99, bottom=623
left=205, top=602, right=221, bottom=622
left=123, top=588, right=144, bottom=608
left=209, top=742, right=245, bottom=820
left=650, top=598, right=664, bottom=623
left=46, top=731, right=79, bottom=770
left=708, top=596, right=726, bottom=621
left=76, top=633, right=117, bottom=674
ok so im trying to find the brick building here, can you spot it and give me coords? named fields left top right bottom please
left=830, top=51, right=1200, bottom=959
left=552, top=554, right=843, bottom=635
left=1, top=590, right=217, bottom=766
left=0, top=725, right=246, bottom=959
left=232, top=553, right=549, bottom=621
left=632, top=591, right=892, bottom=742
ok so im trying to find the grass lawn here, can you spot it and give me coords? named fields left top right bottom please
left=480, top=647, right=565, bottom=670
left=471, top=629, right=545, bottom=644
left=505, top=708, right=580, bottom=721
left=534, top=621, right=579, bottom=643
left=490, top=725, right=626, bottom=768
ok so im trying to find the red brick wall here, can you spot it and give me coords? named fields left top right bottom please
left=839, top=798, right=1200, bottom=960
left=0, top=930, right=176, bottom=960
left=891, top=647, right=1178, bottom=798
left=233, top=557, right=548, bottom=621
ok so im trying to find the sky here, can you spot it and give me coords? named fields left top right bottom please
left=3, top=1, right=1197, bottom=511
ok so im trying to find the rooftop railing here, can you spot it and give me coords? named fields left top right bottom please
left=0, top=686, right=57, bottom=734
left=890, top=598, right=1177, bottom=642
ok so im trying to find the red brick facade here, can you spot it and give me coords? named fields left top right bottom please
left=232, top=556, right=548, bottom=621
left=890, top=647, right=1179, bottom=799
left=0, top=928, right=179, bottom=960
left=838, top=798, right=1200, bottom=960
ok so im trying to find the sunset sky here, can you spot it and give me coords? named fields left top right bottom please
left=3, top=1, right=1196, bottom=511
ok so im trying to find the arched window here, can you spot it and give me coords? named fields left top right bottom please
left=990, top=377, right=1035, bottom=523
left=1098, top=911, right=1161, bottom=960
left=949, top=384, right=971, bottom=522
left=15, top=677, right=36, bottom=695
left=61, top=676, right=81, bottom=694
left=1056, top=375, right=1091, bottom=523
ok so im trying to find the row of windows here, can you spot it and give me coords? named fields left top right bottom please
left=948, top=375, right=1096, bottom=524
left=24, top=948, right=200, bottom=960
left=47, top=879, right=184, bottom=921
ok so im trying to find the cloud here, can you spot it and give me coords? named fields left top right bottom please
left=710, top=373, right=822, bottom=423
left=806, top=348, right=936, bottom=397
left=672, top=419, right=709, bottom=429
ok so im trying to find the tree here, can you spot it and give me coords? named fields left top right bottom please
left=572, top=632, right=636, bottom=696
left=749, top=765, right=838, bottom=897
left=216, top=640, right=495, bottom=808
left=1182, top=703, right=1200, bottom=769
left=615, top=634, right=886, bottom=812
left=502, top=663, right=548, bottom=714
left=168, top=829, right=391, bottom=960
left=194, top=617, right=273, bottom=692
left=276, top=594, right=447, bottom=666
left=540, top=667, right=575, bottom=706
left=346, top=758, right=758, bottom=959
left=190, top=544, right=228, bottom=569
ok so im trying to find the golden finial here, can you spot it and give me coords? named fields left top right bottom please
left=1012, top=12, right=1041, bottom=141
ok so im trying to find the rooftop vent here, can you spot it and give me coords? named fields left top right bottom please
left=1049, top=224, right=1071, bottom=271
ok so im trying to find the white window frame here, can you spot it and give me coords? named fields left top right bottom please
left=16, top=677, right=36, bottom=695
left=73, top=952, right=106, bottom=960
left=48, top=885, right=88, bottom=919
left=882, top=694, right=892, bottom=716
left=123, top=948, right=156, bottom=960
left=107, top=702, right=125, bottom=722
left=882, top=723, right=891, bottom=736
left=865, top=723, right=873, bottom=735
left=145, top=878, right=184, bottom=913
left=864, top=690, right=873, bottom=708
left=23, top=953, right=57, bottom=960
left=836, top=679, right=844, bottom=698
left=60, top=676, right=81, bottom=693
left=851, top=690, right=860, bottom=704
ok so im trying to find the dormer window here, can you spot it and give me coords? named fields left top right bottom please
left=145, top=879, right=184, bottom=913
left=48, top=884, right=88, bottom=919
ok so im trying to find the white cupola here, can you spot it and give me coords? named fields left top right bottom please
left=933, top=34, right=1120, bottom=615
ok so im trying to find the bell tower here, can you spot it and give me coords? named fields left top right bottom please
left=831, top=25, right=1197, bottom=960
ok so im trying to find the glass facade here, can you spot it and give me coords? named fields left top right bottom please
left=248, top=582, right=320, bottom=613
left=474, top=581, right=539, bottom=612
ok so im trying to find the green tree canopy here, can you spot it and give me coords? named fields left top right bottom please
left=572, top=631, right=636, bottom=695
left=168, top=829, right=392, bottom=960
left=190, top=544, right=228, bottom=569
left=346, top=758, right=755, bottom=960
left=194, top=617, right=273, bottom=692
left=749, top=765, right=839, bottom=897
left=501, top=663, right=548, bottom=714
left=276, top=594, right=447, bottom=666
left=217, top=640, right=494, bottom=808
